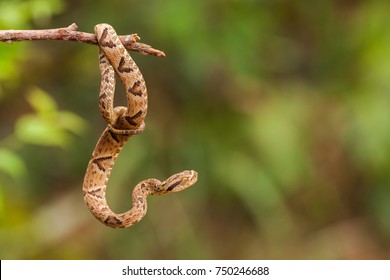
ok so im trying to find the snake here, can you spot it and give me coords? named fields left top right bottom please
left=82, top=24, right=198, bottom=228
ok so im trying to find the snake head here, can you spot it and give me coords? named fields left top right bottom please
left=162, top=170, right=198, bottom=193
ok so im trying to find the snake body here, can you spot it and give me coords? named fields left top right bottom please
left=82, top=24, right=197, bottom=228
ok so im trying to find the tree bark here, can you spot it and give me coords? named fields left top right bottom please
left=0, top=23, right=165, bottom=57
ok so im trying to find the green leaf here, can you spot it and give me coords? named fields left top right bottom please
left=15, top=114, right=68, bottom=147
left=57, top=111, right=87, bottom=136
left=26, top=87, right=57, bottom=118
left=0, top=148, right=26, bottom=178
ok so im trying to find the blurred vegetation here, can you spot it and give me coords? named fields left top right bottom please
left=1, top=0, right=390, bottom=259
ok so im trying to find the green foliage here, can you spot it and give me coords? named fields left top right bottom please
left=15, top=88, right=86, bottom=147
left=0, top=148, right=26, bottom=179
left=0, top=0, right=64, bottom=28
left=0, top=0, right=64, bottom=91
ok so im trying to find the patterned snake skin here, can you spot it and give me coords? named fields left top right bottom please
left=82, top=24, right=197, bottom=228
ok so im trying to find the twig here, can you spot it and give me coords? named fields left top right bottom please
left=0, top=23, right=165, bottom=57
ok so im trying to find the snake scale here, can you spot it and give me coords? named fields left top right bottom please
left=82, top=24, right=198, bottom=228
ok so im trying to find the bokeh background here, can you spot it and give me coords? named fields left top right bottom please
left=1, top=0, right=390, bottom=259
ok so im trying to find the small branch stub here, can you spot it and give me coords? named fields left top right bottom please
left=0, top=23, right=165, bottom=57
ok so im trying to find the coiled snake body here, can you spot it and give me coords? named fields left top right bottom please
left=82, top=24, right=197, bottom=228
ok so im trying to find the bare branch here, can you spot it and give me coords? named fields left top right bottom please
left=0, top=23, right=165, bottom=57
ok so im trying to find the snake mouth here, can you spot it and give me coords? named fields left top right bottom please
left=187, top=170, right=198, bottom=183
left=179, top=170, right=198, bottom=185
left=164, top=170, right=198, bottom=192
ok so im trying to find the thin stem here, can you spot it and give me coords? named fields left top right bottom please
left=0, top=23, right=165, bottom=57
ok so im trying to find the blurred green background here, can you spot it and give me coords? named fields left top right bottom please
left=1, top=0, right=390, bottom=259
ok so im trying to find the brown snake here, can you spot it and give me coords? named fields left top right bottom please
left=82, top=24, right=198, bottom=228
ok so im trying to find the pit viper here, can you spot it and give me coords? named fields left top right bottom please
left=82, top=23, right=198, bottom=228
